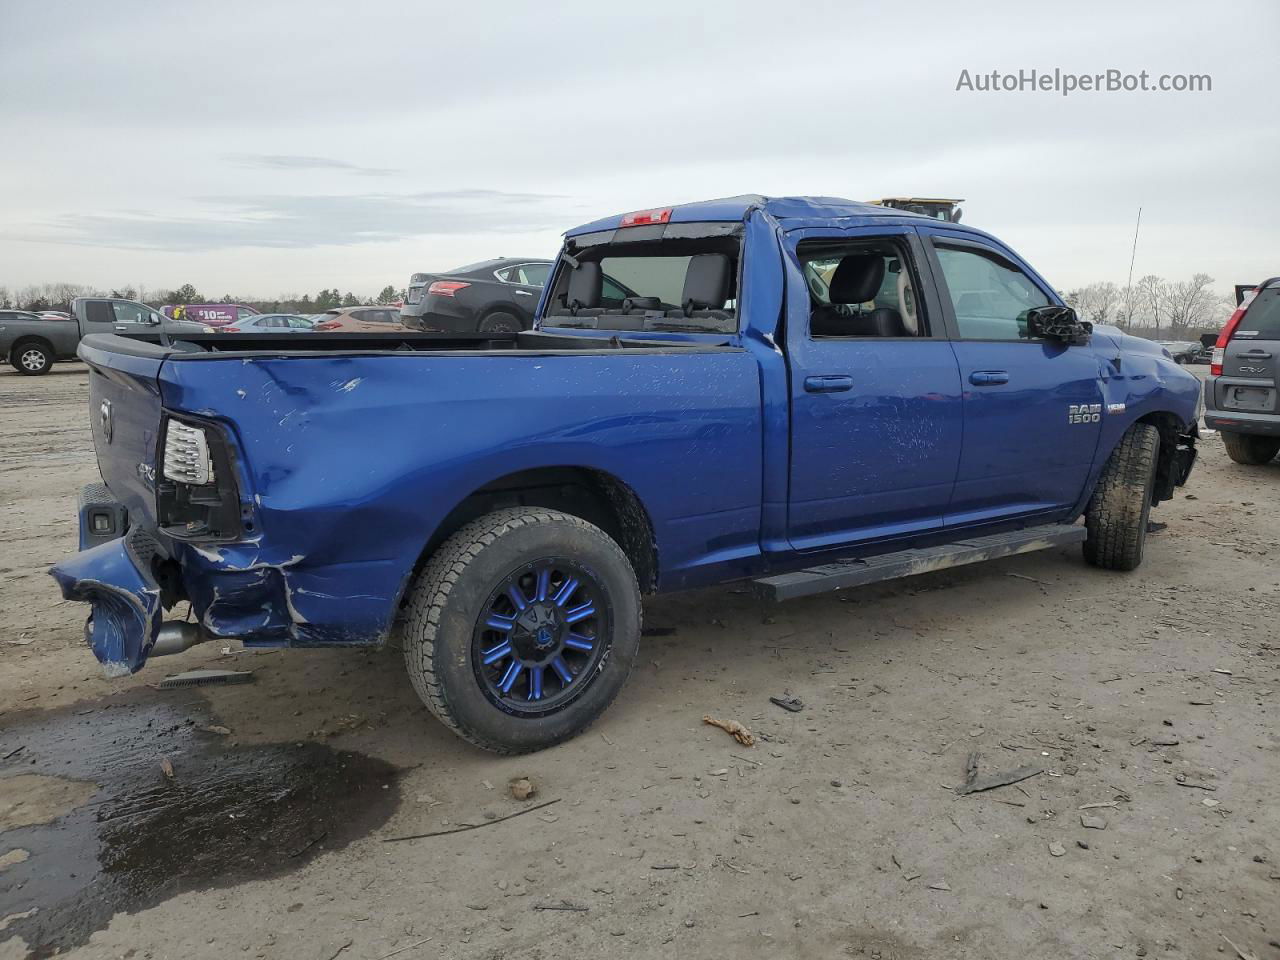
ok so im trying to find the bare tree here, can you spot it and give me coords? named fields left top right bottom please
left=1138, top=275, right=1165, bottom=337
left=1160, top=273, right=1218, bottom=336
left=1067, top=281, right=1121, bottom=325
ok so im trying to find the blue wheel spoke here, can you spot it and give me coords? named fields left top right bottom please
left=564, top=632, right=594, bottom=652
left=564, top=602, right=595, bottom=624
left=535, top=568, right=551, bottom=602
left=529, top=666, right=544, bottom=701
left=552, top=577, right=579, bottom=608
left=506, top=584, right=528, bottom=612
left=481, top=641, right=512, bottom=665
left=498, top=661, right=524, bottom=693
left=550, top=656, right=574, bottom=685
left=485, top=614, right=515, bottom=632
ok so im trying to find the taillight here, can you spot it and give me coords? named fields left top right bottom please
left=428, top=280, right=470, bottom=297
left=620, top=207, right=673, bottom=227
left=157, top=415, right=244, bottom=541
left=1211, top=304, right=1248, bottom=375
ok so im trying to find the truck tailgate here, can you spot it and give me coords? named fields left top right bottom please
left=80, top=338, right=166, bottom=527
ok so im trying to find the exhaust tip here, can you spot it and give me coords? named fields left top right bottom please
left=150, top=622, right=205, bottom=658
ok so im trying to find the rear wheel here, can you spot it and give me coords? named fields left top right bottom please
left=11, top=341, right=53, bottom=376
left=402, top=507, right=641, bottom=754
left=1221, top=431, right=1280, bottom=465
left=1083, top=422, right=1160, bottom=571
left=479, top=312, right=521, bottom=334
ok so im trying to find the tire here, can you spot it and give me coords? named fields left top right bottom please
left=1083, top=422, right=1160, bottom=572
left=402, top=507, right=641, bottom=754
left=1220, top=431, right=1280, bottom=466
left=478, top=312, right=521, bottom=334
left=11, top=341, right=53, bottom=376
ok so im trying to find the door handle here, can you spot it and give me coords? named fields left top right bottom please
left=804, top=375, right=854, bottom=393
left=515, top=290, right=534, bottom=297
left=114, top=325, right=128, bottom=331
left=1240, top=350, right=1272, bottom=358
left=969, top=370, right=1009, bottom=385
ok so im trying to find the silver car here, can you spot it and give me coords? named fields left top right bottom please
left=1204, top=277, right=1280, bottom=464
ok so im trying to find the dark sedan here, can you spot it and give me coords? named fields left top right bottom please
left=400, top=258, right=551, bottom=334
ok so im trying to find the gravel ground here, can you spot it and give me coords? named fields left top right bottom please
left=0, top=362, right=1276, bottom=960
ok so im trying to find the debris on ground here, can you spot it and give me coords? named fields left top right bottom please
left=956, top=751, right=1042, bottom=795
left=155, top=669, right=254, bottom=689
left=928, top=880, right=951, bottom=891
left=769, top=694, right=804, bottom=713
left=1048, top=841, right=1066, bottom=857
left=159, top=757, right=174, bottom=780
left=532, top=901, right=589, bottom=912
left=1222, top=935, right=1262, bottom=960
left=703, top=715, right=755, bottom=746
left=382, top=798, right=561, bottom=842
left=509, top=777, right=536, bottom=801
left=1080, top=815, right=1107, bottom=830
left=202, top=725, right=232, bottom=736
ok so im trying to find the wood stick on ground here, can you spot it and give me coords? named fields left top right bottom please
left=703, top=715, right=755, bottom=746
left=382, top=798, right=561, bottom=842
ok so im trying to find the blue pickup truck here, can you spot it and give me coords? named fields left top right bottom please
left=51, top=196, right=1200, bottom=753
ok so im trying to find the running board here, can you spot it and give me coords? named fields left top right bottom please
left=753, top=524, right=1086, bottom=602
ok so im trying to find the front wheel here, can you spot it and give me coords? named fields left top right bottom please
left=402, top=508, right=641, bottom=753
left=12, top=342, right=53, bottom=375
left=1083, top=422, right=1160, bottom=571
left=1221, top=431, right=1280, bottom=466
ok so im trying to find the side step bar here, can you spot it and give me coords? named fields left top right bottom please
left=752, top=523, right=1086, bottom=602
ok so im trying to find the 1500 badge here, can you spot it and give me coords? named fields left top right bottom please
left=1068, top=403, right=1102, bottom=424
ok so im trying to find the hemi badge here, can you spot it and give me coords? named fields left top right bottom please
left=1107, top=403, right=1126, bottom=414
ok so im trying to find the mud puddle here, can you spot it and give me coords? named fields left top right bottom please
left=0, top=690, right=399, bottom=956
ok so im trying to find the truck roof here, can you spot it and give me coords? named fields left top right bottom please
left=564, top=195, right=935, bottom=237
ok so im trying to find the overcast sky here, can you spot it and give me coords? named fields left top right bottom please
left=1, top=0, right=1276, bottom=299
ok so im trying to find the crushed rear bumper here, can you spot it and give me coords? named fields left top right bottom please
left=48, top=528, right=165, bottom=676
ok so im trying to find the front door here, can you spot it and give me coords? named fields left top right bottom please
left=922, top=233, right=1105, bottom=526
left=785, top=227, right=964, bottom=551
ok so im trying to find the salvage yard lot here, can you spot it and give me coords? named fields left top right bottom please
left=1, top=364, right=1276, bottom=959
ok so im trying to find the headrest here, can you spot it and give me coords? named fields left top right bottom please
left=566, top=262, right=602, bottom=310
left=828, top=255, right=885, bottom=305
left=682, top=253, right=731, bottom=311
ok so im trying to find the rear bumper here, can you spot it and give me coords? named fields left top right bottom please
left=400, top=297, right=478, bottom=333
left=1204, top=411, right=1280, bottom=436
left=49, top=527, right=165, bottom=676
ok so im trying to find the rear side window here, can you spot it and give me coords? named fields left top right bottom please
left=1238, top=288, right=1280, bottom=339
left=85, top=301, right=113, bottom=324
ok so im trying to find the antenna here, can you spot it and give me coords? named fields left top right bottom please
left=1125, top=206, right=1142, bottom=301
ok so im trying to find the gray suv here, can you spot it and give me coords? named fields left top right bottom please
left=1204, top=277, right=1280, bottom=464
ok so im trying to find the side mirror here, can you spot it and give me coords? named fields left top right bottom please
left=1026, top=305, right=1091, bottom=345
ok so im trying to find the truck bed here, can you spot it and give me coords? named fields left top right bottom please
left=88, top=329, right=733, bottom=359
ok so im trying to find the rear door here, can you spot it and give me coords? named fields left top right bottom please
left=1217, top=284, right=1280, bottom=416
left=922, top=231, right=1106, bottom=525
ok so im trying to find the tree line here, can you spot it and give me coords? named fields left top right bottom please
left=0, top=282, right=408, bottom=315
left=1064, top=274, right=1234, bottom=340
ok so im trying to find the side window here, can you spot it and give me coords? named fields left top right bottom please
left=237, top=306, right=256, bottom=320
left=800, top=239, right=926, bottom=338
left=111, top=301, right=150, bottom=324
left=934, top=245, right=1050, bottom=341
left=515, top=263, right=549, bottom=287
left=85, top=301, right=113, bottom=324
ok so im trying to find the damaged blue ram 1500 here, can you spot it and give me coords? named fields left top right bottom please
left=51, top=196, right=1200, bottom=753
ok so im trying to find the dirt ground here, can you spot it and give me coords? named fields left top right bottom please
left=0, top=362, right=1276, bottom=960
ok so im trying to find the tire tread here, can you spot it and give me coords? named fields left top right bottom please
left=1083, top=422, right=1160, bottom=571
